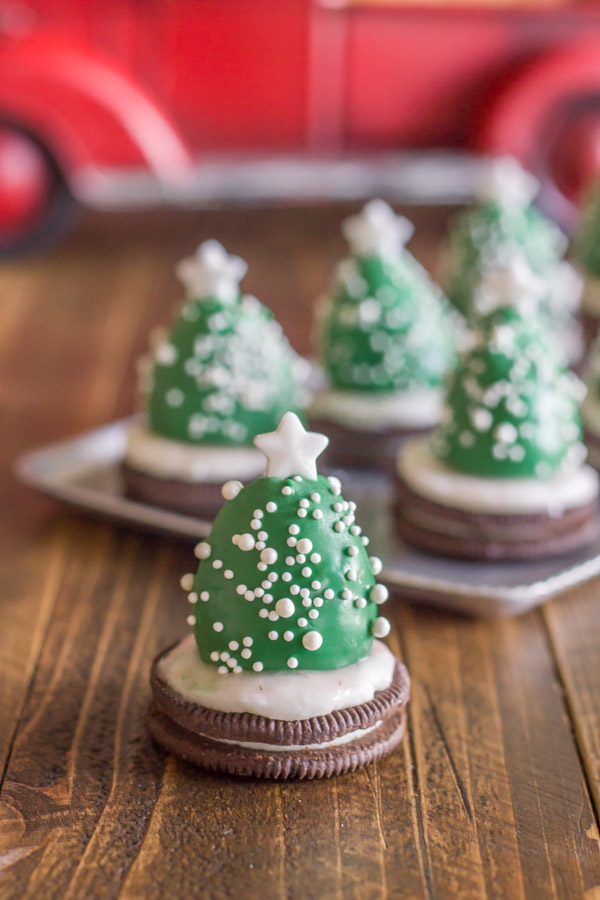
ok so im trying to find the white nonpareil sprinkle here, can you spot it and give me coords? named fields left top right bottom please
left=298, top=509, right=307, bottom=518
left=313, top=597, right=323, bottom=607
left=496, top=422, right=518, bottom=444
left=347, top=546, right=358, bottom=557
left=328, top=476, right=342, bottom=495
left=287, top=657, right=299, bottom=669
left=296, top=538, right=313, bottom=554
left=243, top=637, right=253, bottom=647
left=212, top=559, right=223, bottom=569
left=311, top=553, right=322, bottom=563
left=251, top=518, right=262, bottom=530
left=298, top=616, right=308, bottom=626
left=370, top=556, right=383, bottom=575
left=188, top=593, right=198, bottom=604
left=180, top=573, right=194, bottom=591
left=283, top=631, right=294, bottom=642
left=259, top=609, right=268, bottom=618
left=187, top=615, right=196, bottom=626
left=301, top=567, right=312, bottom=577
left=276, top=597, right=295, bottom=618
left=213, top=622, right=224, bottom=632
left=222, top=480, right=243, bottom=500
left=238, top=533, right=255, bottom=551
left=282, top=572, right=292, bottom=582
left=282, top=486, right=292, bottom=495
left=313, top=510, right=323, bottom=519
left=289, top=524, right=300, bottom=535
left=311, top=493, right=321, bottom=502
left=194, top=541, right=211, bottom=559
left=236, top=584, right=247, bottom=595
left=200, top=591, right=209, bottom=601
left=324, top=590, right=334, bottom=600
left=296, top=554, right=306, bottom=564
left=372, top=616, right=391, bottom=638
left=302, top=631, right=323, bottom=651
left=309, top=610, right=319, bottom=619
left=334, top=522, right=345, bottom=533
left=224, top=569, right=234, bottom=580
left=355, top=597, right=367, bottom=608
left=229, top=641, right=239, bottom=651
left=266, top=502, right=277, bottom=512
left=253, top=662, right=264, bottom=672
left=370, top=584, right=389, bottom=604
left=268, top=631, right=278, bottom=640
left=261, top=548, right=278, bottom=565
left=253, top=509, right=264, bottom=519
left=210, top=651, right=219, bottom=662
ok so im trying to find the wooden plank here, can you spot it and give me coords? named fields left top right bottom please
left=396, top=604, right=600, bottom=900
left=543, top=587, right=600, bottom=818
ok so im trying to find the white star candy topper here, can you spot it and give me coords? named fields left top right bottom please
left=175, top=240, right=248, bottom=303
left=254, top=413, right=329, bottom=480
left=477, top=156, right=539, bottom=208
left=474, top=254, right=545, bottom=317
left=342, top=199, right=414, bottom=260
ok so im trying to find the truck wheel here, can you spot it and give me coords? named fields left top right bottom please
left=0, top=122, right=77, bottom=255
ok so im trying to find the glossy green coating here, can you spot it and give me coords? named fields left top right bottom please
left=146, top=293, right=304, bottom=446
left=446, top=202, right=566, bottom=318
left=577, top=179, right=600, bottom=277
left=432, top=306, right=585, bottom=479
left=193, top=474, right=382, bottom=672
left=319, top=252, right=456, bottom=393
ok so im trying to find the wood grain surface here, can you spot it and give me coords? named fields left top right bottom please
left=1, top=206, right=600, bottom=900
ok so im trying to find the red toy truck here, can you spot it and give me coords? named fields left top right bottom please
left=1, top=0, right=600, bottom=250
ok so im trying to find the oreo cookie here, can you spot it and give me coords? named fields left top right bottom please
left=122, top=461, right=225, bottom=518
left=310, top=417, right=428, bottom=472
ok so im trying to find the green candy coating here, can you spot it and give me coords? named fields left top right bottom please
left=193, top=474, right=380, bottom=672
left=433, top=306, right=584, bottom=479
left=146, top=293, right=303, bottom=446
left=319, top=252, right=456, bottom=393
left=446, top=202, right=566, bottom=319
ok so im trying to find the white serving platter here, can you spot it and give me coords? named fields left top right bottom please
left=16, top=418, right=600, bottom=618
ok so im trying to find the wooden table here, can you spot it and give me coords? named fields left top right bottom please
left=1, top=206, right=600, bottom=900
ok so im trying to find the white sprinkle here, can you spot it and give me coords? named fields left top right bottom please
left=341, top=589, right=352, bottom=600
left=253, top=509, right=264, bottom=519
left=334, top=502, right=344, bottom=512
left=298, top=616, right=308, bottom=626
left=243, top=637, right=253, bottom=647
left=200, top=591, right=209, bottom=601
left=268, top=631, right=279, bottom=640
left=370, top=556, right=383, bottom=575
left=231, top=534, right=240, bottom=546
left=313, top=597, right=323, bottom=607
left=238, top=533, right=255, bottom=551
left=347, top=546, right=359, bottom=557
left=302, top=597, right=312, bottom=608
left=268, top=572, right=278, bottom=582
left=312, top=510, right=323, bottom=520
left=282, top=572, right=292, bottom=582
left=347, top=571, right=357, bottom=582
left=362, top=536, right=369, bottom=546
left=220, top=652, right=230, bottom=661
left=194, top=541, right=211, bottom=560
left=324, top=590, right=334, bottom=600
left=286, top=556, right=295, bottom=566
left=370, top=584, right=389, bottom=604
left=296, top=554, right=306, bottom=564
left=259, top=609, right=269, bottom=618
left=351, top=525, right=361, bottom=535
left=251, top=518, right=262, bottom=530
left=180, top=573, right=194, bottom=591
left=224, top=569, right=234, bottom=580
left=328, top=476, right=342, bottom=495
left=222, top=480, right=243, bottom=500
left=188, top=593, right=198, bottom=604
left=253, top=662, right=264, bottom=672
left=294, top=475, right=303, bottom=482
left=372, top=616, right=391, bottom=638
left=257, top=562, right=267, bottom=571
left=311, top=553, right=322, bottom=563
left=301, top=567, right=312, bottom=577
left=287, top=537, right=297, bottom=547
left=213, top=622, right=224, bottom=632
left=229, top=641, right=239, bottom=651
left=309, top=609, right=319, bottom=619
left=218, top=666, right=228, bottom=674
left=212, top=559, right=223, bottom=569
left=254, top=587, right=264, bottom=597
left=266, top=501, right=277, bottom=512
left=261, top=548, right=278, bottom=565
left=296, top=538, right=313, bottom=554
left=496, top=422, right=518, bottom=444
left=210, top=651, right=219, bottom=662
left=283, top=631, right=294, bottom=642
left=268, top=610, right=279, bottom=621
left=258, top=531, right=268, bottom=541
left=287, top=657, right=299, bottom=669
left=472, top=408, right=493, bottom=432
left=334, top=522, right=345, bottom=532
left=355, top=597, right=367, bottom=608
left=276, top=598, right=295, bottom=618
left=290, top=585, right=300, bottom=595
left=244, top=590, right=255, bottom=601
left=233, top=666, right=243, bottom=673
left=303, top=631, right=323, bottom=651
left=282, top=486, right=292, bottom=495
left=298, top=509, right=307, bottom=518
left=236, top=584, right=247, bottom=595
left=299, top=499, right=309, bottom=508
left=311, top=493, right=321, bottom=502
left=187, top=615, right=196, bottom=626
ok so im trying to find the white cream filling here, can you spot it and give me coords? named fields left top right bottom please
left=582, top=275, right=600, bottom=317
left=398, top=438, right=599, bottom=516
left=310, top=387, right=441, bottom=430
left=125, top=421, right=265, bottom=483
left=202, top=721, right=383, bottom=752
left=158, top=634, right=397, bottom=721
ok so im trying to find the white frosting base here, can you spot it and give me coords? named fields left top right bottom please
left=582, top=275, right=600, bottom=317
left=398, top=438, right=599, bottom=516
left=125, top=422, right=265, bottom=483
left=158, top=634, right=397, bottom=721
left=310, top=387, right=441, bottom=430
left=203, top=721, right=382, bottom=752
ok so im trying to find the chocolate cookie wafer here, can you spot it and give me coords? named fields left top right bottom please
left=395, top=473, right=600, bottom=562
left=122, top=461, right=225, bottom=518
left=310, top=417, right=428, bottom=473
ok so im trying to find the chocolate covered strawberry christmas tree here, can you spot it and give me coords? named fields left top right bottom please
left=188, top=412, right=390, bottom=673
left=149, top=413, right=409, bottom=779
left=124, top=240, right=307, bottom=515
left=311, top=199, right=457, bottom=467
left=445, top=156, right=567, bottom=320
left=434, top=259, right=585, bottom=480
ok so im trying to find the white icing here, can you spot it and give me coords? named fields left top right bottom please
left=253, top=412, right=328, bottom=480
left=158, top=634, right=397, bottom=720
left=203, top=721, right=382, bottom=752
left=398, top=438, right=598, bottom=516
left=476, top=156, right=539, bottom=207
left=125, top=421, right=265, bottom=483
left=310, top=387, right=442, bottom=430
left=582, top=275, right=600, bottom=317
left=342, top=199, right=413, bottom=260
left=175, top=240, right=247, bottom=302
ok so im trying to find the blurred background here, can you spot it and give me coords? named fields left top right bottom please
left=2, top=0, right=600, bottom=254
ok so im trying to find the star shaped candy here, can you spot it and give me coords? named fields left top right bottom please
left=474, top=254, right=545, bottom=317
left=476, top=155, right=539, bottom=208
left=175, top=240, right=248, bottom=302
left=342, top=199, right=413, bottom=260
left=254, top=413, right=329, bottom=480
